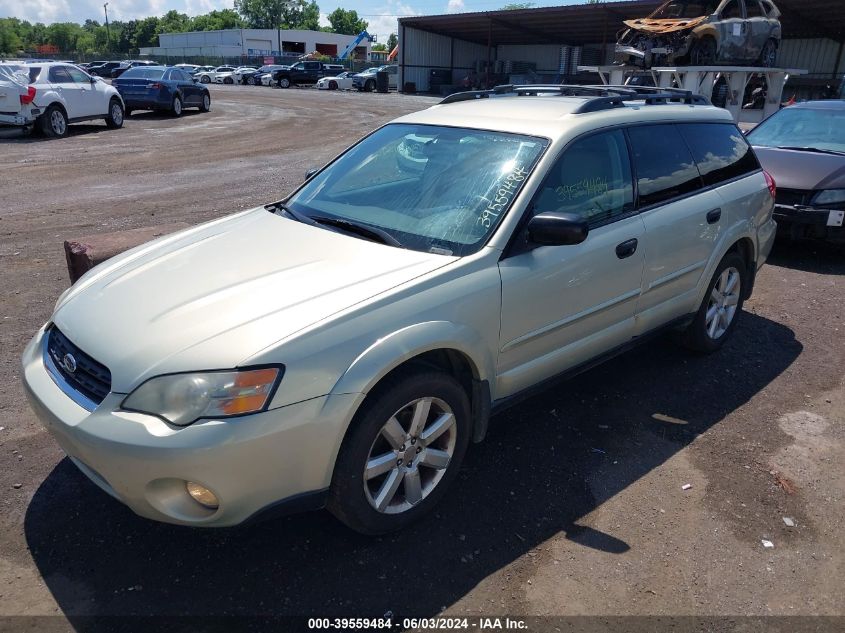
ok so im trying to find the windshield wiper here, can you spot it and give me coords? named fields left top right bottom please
left=269, top=201, right=318, bottom=225
left=776, top=146, right=845, bottom=156
left=310, top=215, right=404, bottom=248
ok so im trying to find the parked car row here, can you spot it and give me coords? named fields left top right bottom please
left=0, top=61, right=211, bottom=138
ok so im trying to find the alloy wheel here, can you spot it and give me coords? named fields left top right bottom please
left=363, top=397, right=457, bottom=514
left=51, top=110, right=66, bottom=136
left=111, top=103, right=123, bottom=126
left=706, top=266, right=741, bottom=339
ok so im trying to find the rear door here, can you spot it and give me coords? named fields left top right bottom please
left=48, top=65, right=87, bottom=118
left=497, top=129, right=645, bottom=398
left=629, top=123, right=718, bottom=332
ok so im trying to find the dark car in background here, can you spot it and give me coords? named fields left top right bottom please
left=112, top=66, right=211, bottom=117
left=747, top=101, right=845, bottom=242
left=111, top=60, right=158, bottom=79
left=88, top=61, right=123, bottom=77
left=241, top=65, right=284, bottom=85
left=615, top=0, right=782, bottom=68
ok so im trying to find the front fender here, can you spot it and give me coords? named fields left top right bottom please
left=330, top=321, right=496, bottom=398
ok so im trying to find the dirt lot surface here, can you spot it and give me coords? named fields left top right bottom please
left=0, top=85, right=843, bottom=629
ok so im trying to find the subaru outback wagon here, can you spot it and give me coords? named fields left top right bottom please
left=22, top=85, right=776, bottom=534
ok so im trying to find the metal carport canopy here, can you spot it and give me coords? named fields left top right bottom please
left=397, top=0, right=845, bottom=47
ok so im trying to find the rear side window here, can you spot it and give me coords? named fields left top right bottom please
left=627, top=125, right=703, bottom=207
left=122, top=67, right=165, bottom=80
left=534, top=129, right=634, bottom=225
left=746, top=0, right=765, bottom=18
left=48, top=66, right=74, bottom=84
left=679, top=123, right=760, bottom=186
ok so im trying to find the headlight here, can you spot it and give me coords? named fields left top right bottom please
left=812, top=189, right=845, bottom=206
left=122, top=366, right=282, bottom=426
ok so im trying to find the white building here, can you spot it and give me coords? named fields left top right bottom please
left=140, top=29, right=371, bottom=60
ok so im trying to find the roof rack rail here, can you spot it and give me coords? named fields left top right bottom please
left=438, top=83, right=711, bottom=113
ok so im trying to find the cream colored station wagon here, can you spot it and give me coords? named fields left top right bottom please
left=22, top=85, right=777, bottom=534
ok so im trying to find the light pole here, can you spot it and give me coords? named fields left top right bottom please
left=103, top=2, right=111, bottom=51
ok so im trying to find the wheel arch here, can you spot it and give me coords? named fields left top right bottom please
left=326, top=322, right=496, bottom=445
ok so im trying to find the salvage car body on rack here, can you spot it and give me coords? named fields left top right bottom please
left=615, top=0, right=782, bottom=69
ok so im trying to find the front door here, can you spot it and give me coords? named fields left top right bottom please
left=717, top=0, right=748, bottom=62
left=497, top=129, right=645, bottom=399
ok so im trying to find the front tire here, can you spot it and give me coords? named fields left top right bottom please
left=104, top=98, right=124, bottom=129
left=329, top=80, right=338, bottom=90
left=681, top=252, right=747, bottom=353
left=365, top=79, right=376, bottom=92
left=224, top=76, right=233, bottom=84
left=328, top=371, right=471, bottom=535
left=690, top=37, right=717, bottom=66
left=40, top=104, right=68, bottom=138
left=171, top=95, right=183, bottom=117
left=278, top=77, right=291, bottom=88
left=200, top=92, right=211, bottom=112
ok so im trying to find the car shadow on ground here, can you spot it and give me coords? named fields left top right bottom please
left=767, top=237, right=845, bottom=275
left=25, top=312, right=800, bottom=626
left=126, top=109, right=204, bottom=120
left=0, top=123, right=116, bottom=143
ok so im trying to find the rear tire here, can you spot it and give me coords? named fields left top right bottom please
left=680, top=252, right=747, bottom=353
left=104, top=98, right=124, bottom=129
left=40, top=104, right=68, bottom=138
left=759, top=39, right=778, bottom=67
left=200, top=75, right=210, bottom=83
left=328, top=371, right=471, bottom=535
left=171, top=95, right=183, bottom=117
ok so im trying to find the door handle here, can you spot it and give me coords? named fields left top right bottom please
left=706, top=208, right=722, bottom=224
left=615, top=238, right=638, bottom=259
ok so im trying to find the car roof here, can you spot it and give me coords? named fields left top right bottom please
left=395, top=94, right=733, bottom=138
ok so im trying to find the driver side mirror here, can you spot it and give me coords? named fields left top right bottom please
left=305, top=167, right=319, bottom=181
left=527, top=212, right=589, bottom=246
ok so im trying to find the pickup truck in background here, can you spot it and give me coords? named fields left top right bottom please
left=271, top=61, right=346, bottom=88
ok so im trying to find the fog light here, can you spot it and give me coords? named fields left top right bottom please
left=185, top=481, right=219, bottom=510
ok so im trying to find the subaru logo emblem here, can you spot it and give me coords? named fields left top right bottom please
left=62, top=353, right=77, bottom=374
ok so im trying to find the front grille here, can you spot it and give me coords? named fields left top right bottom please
left=776, top=188, right=813, bottom=208
left=46, top=327, right=112, bottom=405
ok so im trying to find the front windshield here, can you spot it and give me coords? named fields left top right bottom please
left=286, top=124, right=548, bottom=256
left=747, top=107, right=845, bottom=153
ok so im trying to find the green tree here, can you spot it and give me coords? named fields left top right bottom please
left=47, top=22, right=82, bottom=52
left=501, top=2, right=535, bottom=8
left=157, top=10, right=191, bottom=35
left=386, top=32, right=397, bottom=51
left=279, top=0, right=320, bottom=30
left=132, top=16, right=160, bottom=49
left=0, top=18, right=24, bottom=53
left=372, top=43, right=386, bottom=51
left=234, top=0, right=288, bottom=29
left=326, top=8, right=367, bottom=35
left=191, top=9, right=245, bottom=31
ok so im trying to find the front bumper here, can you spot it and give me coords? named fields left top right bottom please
left=774, top=204, right=845, bottom=240
left=22, top=327, right=361, bottom=527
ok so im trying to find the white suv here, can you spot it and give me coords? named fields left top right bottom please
left=22, top=85, right=776, bottom=534
left=0, top=62, right=124, bottom=137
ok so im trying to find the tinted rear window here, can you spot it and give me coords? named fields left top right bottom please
left=121, top=67, right=165, bottom=80
left=679, top=123, right=760, bottom=186
left=627, top=124, right=703, bottom=207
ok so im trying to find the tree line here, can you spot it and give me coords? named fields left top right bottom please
left=0, top=1, right=384, bottom=56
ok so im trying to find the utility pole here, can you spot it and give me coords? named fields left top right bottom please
left=104, top=2, right=111, bottom=51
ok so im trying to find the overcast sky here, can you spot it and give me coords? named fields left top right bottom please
left=0, top=0, right=582, bottom=42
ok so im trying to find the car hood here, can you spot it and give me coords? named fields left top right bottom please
left=752, top=146, right=845, bottom=191
left=52, top=209, right=457, bottom=392
left=623, top=16, right=708, bottom=34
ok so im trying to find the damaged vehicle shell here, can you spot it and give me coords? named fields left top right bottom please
left=615, top=0, right=782, bottom=68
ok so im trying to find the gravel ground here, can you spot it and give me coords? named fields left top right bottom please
left=0, top=85, right=843, bottom=628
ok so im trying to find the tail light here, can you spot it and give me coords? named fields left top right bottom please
left=146, top=82, right=162, bottom=89
left=763, top=170, right=776, bottom=199
left=20, top=86, right=36, bottom=105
